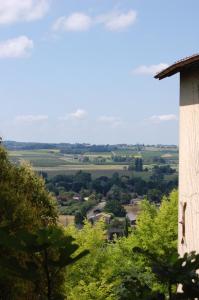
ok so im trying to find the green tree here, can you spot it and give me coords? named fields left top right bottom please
left=0, top=226, right=88, bottom=300
left=114, top=190, right=178, bottom=298
left=105, top=199, right=126, bottom=217
left=135, top=158, right=143, bottom=172
left=133, top=249, right=199, bottom=300
left=0, top=147, right=57, bottom=298
left=63, top=191, right=178, bottom=300
left=147, top=188, right=162, bottom=203
left=75, top=211, right=84, bottom=225
left=133, top=190, right=178, bottom=256
left=107, top=184, right=121, bottom=200
left=65, top=220, right=115, bottom=299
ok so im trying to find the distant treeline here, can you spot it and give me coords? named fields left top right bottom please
left=4, top=141, right=178, bottom=153
left=4, top=141, right=118, bottom=153
left=45, top=166, right=178, bottom=205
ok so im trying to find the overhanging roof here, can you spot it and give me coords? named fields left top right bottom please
left=154, top=54, right=199, bottom=80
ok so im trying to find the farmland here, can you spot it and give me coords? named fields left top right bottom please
left=7, top=142, right=178, bottom=178
left=6, top=142, right=179, bottom=217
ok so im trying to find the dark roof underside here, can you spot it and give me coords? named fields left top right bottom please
left=154, top=54, right=199, bottom=80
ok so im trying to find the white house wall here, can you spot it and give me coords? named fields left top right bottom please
left=179, top=67, right=199, bottom=255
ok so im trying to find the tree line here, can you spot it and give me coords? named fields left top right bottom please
left=44, top=166, right=178, bottom=219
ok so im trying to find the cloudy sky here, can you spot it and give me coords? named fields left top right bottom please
left=0, top=0, right=198, bottom=144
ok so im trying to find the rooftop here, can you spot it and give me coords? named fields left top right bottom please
left=155, top=54, right=199, bottom=80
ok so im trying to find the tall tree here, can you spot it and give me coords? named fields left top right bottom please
left=0, top=147, right=57, bottom=298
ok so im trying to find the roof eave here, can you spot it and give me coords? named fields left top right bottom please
left=154, top=54, right=199, bottom=80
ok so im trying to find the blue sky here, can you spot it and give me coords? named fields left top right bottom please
left=0, top=0, right=198, bottom=144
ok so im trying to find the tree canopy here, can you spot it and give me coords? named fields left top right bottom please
left=0, top=147, right=87, bottom=299
left=64, top=190, right=178, bottom=299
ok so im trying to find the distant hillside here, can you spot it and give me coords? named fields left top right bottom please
left=3, top=140, right=178, bottom=154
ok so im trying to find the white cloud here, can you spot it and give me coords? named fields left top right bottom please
left=149, top=114, right=178, bottom=123
left=0, top=36, right=33, bottom=58
left=97, top=10, right=137, bottom=31
left=70, top=109, right=88, bottom=119
left=15, top=115, right=48, bottom=123
left=60, top=109, right=88, bottom=121
left=52, top=9, right=137, bottom=32
left=53, top=13, right=92, bottom=32
left=133, top=63, right=169, bottom=75
left=0, top=0, right=49, bottom=25
left=98, top=115, right=123, bottom=128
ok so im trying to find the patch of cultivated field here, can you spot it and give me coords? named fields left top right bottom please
left=8, top=147, right=178, bottom=179
left=33, top=164, right=127, bottom=171
left=85, top=152, right=112, bottom=157
left=58, top=215, right=75, bottom=227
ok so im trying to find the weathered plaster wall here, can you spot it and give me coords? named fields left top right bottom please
left=179, top=67, right=199, bottom=255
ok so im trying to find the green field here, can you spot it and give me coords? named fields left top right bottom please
left=8, top=146, right=178, bottom=178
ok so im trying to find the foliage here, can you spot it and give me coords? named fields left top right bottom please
left=64, top=191, right=178, bottom=299
left=135, top=158, right=143, bottom=172
left=0, top=225, right=88, bottom=299
left=0, top=147, right=89, bottom=299
left=0, top=147, right=57, bottom=230
left=104, top=199, right=126, bottom=217
left=0, top=147, right=57, bottom=298
left=133, top=190, right=178, bottom=257
left=64, top=220, right=116, bottom=299
left=1, top=145, right=185, bottom=299
left=75, top=211, right=85, bottom=225
left=133, top=248, right=199, bottom=299
left=115, top=190, right=178, bottom=298
left=48, top=169, right=178, bottom=218
left=60, top=196, right=98, bottom=217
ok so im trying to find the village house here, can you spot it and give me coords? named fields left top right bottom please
left=88, top=212, right=112, bottom=225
